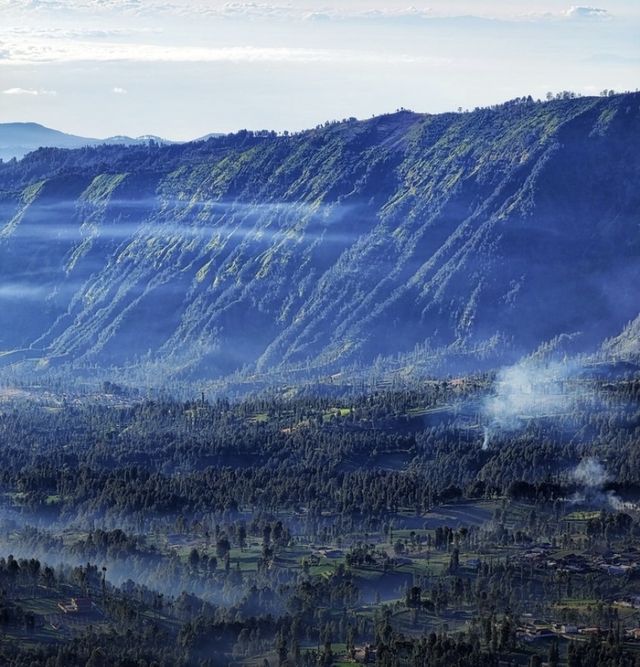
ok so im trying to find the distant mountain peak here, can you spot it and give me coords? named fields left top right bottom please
left=0, top=122, right=173, bottom=161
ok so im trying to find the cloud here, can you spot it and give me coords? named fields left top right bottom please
left=566, top=6, right=611, bottom=20
left=210, top=4, right=436, bottom=24
left=212, top=2, right=299, bottom=21
left=2, top=87, right=56, bottom=95
left=112, top=86, right=127, bottom=94
left=0, top=0, right=144, bottom=12
left=0, top=26, right=162, bottom=39
left=0, top=1, right=621, bottom=26
left=2, top=87, right=38, bottom=95
left=0, top=40, right=429, bottom=66
left=0, top=2, right=434, bottom=22
left=304, top=7, right=434, bottom=23
left=0, top=1, right=571, bottom=24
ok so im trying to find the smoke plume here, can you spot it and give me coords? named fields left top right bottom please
left=570, top=457, right=628, bottom=510
left=481, top=358, right=582, bottom=448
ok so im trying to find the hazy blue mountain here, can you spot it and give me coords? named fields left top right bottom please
left=193, top=132, right=226, bottom=142
left=0, top=94, right=638, bottom=380
left=0, top=122, right=173, bottom=161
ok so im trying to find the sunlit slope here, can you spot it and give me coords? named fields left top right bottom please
left=0, top=94, right=638, bottom=377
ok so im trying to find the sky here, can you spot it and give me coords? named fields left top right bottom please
left=0, top=1, right=638, bottom=140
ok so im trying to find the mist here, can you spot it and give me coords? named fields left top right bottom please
left=0, top=509, right=280, bottom=610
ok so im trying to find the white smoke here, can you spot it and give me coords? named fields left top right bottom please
left=573, top=457, right=608, bottom=487
left=481, top=426, right=490, bottom=450
left=481, top=358, right=580, bottom=448
left=570, top=457, right=629, bottom=510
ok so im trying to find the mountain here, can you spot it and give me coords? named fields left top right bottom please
left=0, top=94, right=638, bottom=382
left=0, top=123, right=96, bottom=161
left=0, top=122, right=173, bottom=161
left=101, top=134, right=171, bottom=146
left=194, top=132, right=226, bottom=142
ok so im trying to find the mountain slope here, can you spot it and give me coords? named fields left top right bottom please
left=0, top=94, right=638, bottom=381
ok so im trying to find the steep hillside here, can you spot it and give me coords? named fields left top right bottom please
left=0, top=94, right=638, bottom=381
left=603, top=317, right=640, bottom=361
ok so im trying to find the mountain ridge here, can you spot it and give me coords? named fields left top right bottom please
left=0, top=93, right=638, bottom=383
left=0, top=122, right=175, bottom=162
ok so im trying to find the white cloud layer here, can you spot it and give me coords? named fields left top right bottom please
left=0, top=1, right=618, bottom=22
left=0, top=0, right=144, bottom=11
left=2, top=87, right=57, bottom=95
left=0, top=26, right=160, bottom=38
left=566, top=6, right=611, bottom=20
left=0, top=40, right=434, bottom=65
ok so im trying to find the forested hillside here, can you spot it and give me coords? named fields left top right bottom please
left=0, top=376, right=639, bottom=666
left=0, top=93, right=638, bottom=381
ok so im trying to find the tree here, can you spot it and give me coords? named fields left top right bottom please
left=548, top=639, right=560, bottom=667
left=238, top=525, right=247, bottom=550
left=188, top=548, right=200, bottom=570
left=276, top=630, right=287, bottom=666
left=216, top=537, right=230, bottom=560
left=85, top=648, right=107, bottom=667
